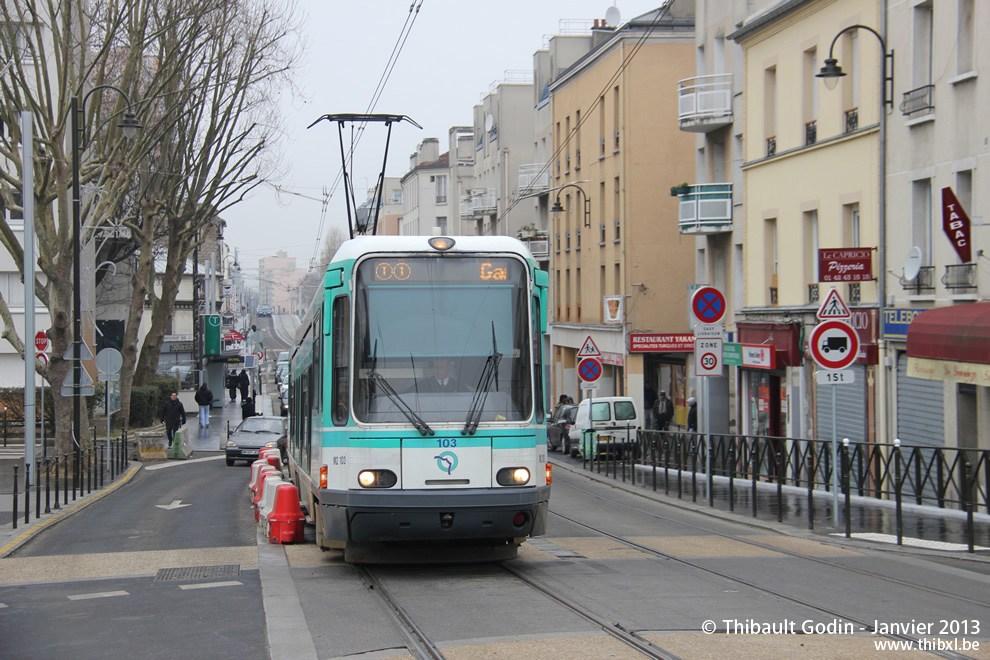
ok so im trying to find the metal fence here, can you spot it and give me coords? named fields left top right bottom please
left=573, top=428, right=988, bottom=552
left=7, top=430, right=131, bottom=531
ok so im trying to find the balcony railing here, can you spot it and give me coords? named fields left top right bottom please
left=808, top=283, right=819, bottom=304
left=942, top=263, right=977, bottom=290
left=677, top=183, right=732, bottom=233
left=518, top=163, right=550, bottom=194
left=471, top=190, right=496, bottom=214
left=844, top=107, right=858, bottom=133
left=900, top=266, right=935, bottom=294
left=766, top=135, right=776, bottom=157
left=677, top=73, right=733, bottom=132
left=805, top=119, right=817, bottom=146
left=900, top=84, right=935, bottom=117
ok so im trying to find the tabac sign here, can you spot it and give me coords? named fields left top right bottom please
left=942, top=187, right=972, bottom=263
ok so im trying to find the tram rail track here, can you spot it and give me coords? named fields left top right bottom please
left=548, top=480, right=983, bottom=660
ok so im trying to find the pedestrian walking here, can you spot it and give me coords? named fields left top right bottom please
left=238, top=369, right=250, bottom=401
left=687, top=397, right=698, bottom=433
left=226, top=370, right=238, bottom=402
left=241, top=396, right=256, bottom=420
left=653, top=390, right=674, bottom=431
left=644, top=384, right=658, bottom=430
left=194, top=383, right=213, bottom=427
left=160, top=392, right=186, bottom=448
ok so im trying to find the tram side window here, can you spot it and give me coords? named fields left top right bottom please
left=332, top=296, right=350, bottom=425
left=313, top=310, right=322, bottom=412
left=532, top=296, right=544, bottom=423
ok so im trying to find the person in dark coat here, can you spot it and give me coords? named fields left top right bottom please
left=241, top=396, right=256, bottom=420
left=687, top=397, right=698, bottom=433
left=194, top=383, right=213, bottom=427
left=238, top=369, right=250, bottom=400
left=415, top=357, right=461, bottom=393
left=226, top=370, right=238, bottom=402
left=160, top=392, right=187, bottom=448
left=653, top=390, right=674, bottom=431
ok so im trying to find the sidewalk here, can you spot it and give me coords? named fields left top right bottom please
left=0, top=388, right=280, bottom=557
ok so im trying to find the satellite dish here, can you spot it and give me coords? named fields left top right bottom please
left=484, top=114, right=494, bottom=132
left=904, top=246, right=922, bottom=280
left=604, top=6, right=621, bottom=27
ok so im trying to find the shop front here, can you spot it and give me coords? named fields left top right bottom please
left=736, top=322, right=801, bottom=438
left=629, top=333, right=692, bottom=428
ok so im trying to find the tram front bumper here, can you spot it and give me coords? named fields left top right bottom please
left=318, top=486, right=550, bottom=544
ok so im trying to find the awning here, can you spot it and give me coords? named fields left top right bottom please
left=906, top=302, right=990, bottom=365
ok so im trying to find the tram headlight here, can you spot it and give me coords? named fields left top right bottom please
left=428, top=236, right=455, bottom=251
left=358, top=469, right=397, bottom=488
left=496, top=467, right=530, bottom=486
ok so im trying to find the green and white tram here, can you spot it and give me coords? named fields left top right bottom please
left=286, top=235, right=551, bottom=561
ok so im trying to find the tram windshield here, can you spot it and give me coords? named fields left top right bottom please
left=353, top=255, right=533, bottom=425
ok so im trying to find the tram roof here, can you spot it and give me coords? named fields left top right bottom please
left=331, top=235, right=534, bottom=263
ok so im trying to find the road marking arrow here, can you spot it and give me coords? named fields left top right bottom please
left=155, top=500, right=192, bottom=510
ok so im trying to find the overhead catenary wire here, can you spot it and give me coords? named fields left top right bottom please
left=308, top=0, right=424, bottom=264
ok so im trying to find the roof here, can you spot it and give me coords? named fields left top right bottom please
left=728, top=0, right=814, bottom=43
left=330, top=235, right=535, bottom=264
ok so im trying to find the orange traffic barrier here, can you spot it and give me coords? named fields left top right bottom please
left=266, top=483, right=306, bottom=544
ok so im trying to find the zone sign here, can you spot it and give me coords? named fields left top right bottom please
left=694, top=337, right=723, bottom=377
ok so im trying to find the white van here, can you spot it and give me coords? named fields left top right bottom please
left=566, top=396, right=641, bottom=458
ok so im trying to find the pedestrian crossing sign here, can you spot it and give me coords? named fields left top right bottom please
left=817, top=287, right=851, bottom=320
left=577, top=335, right=602, bottom=357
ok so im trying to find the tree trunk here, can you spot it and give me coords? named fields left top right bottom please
left=134, top=235, right=189, bottom=386
left=118, top=224, right=155, bottom=424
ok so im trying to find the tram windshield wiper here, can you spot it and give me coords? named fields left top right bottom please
left=368, top=342, right=434, bottom=436
left=462, top=323, right=501, bottom=435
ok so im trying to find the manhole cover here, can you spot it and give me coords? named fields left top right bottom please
left=154, top=564, right=241, bottom=582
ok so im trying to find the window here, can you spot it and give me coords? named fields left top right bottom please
left=612, top=86, right=620, bottom=150
left=804, top=210, right=819, bottom=285
left=435, top=175, right=447, bottom=204
left=764, top=66, right=777, bottom=155
left=841, top=31, right=860, bottom=124
left=575, top=109, right=581, bottom=169
left=957, top=0, right=974, bottom=74
left=436, top=217, right=447, bottom=234
left=331, top=296, right=350, bottom=425
left=599, top=95, right=606, bottom=156
left=803, top=48, right=818, bottom=145
left=955, top=170, right=973, bottom=214
left=843, top=203, right=860, bottom=247
left=912, top=179, right=932, bottom=265
left=765, top=218, right=778, bottom=304
left=2, top=22, right=34, bottom=60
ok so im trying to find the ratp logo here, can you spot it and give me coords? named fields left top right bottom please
left=434, top=451, right=458, bottom=474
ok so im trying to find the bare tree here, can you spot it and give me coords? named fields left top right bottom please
left=0, top=0, right=302, bottom=453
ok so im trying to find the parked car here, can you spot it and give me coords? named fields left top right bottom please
left=279, top=382, right=288, bottom=417
left=567, top=396, right=641, bottom=459
left=257, top=304, right=273, bottom=317
left=547, top=404, right=578, bottom=454
left=222, top=415, right=287, bottom=466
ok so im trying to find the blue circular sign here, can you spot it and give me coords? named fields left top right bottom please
left=578, top=357, right=602, bottom=382
left=434, top=451, right=458, bottom=474
left=691, top=286, right=726, bottom=324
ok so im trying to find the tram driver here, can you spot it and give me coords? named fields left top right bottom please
left=416, top=356, right=463, bottom=393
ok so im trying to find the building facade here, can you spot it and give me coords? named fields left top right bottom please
left=549, top=5, right=697, bottom=421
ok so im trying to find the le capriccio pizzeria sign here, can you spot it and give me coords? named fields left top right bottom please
left=818, top=248, right=873, bottom=283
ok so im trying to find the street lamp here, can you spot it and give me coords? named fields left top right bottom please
left=71, top=85, right=141, bottom=491
left=817, top=23, right=894, bottom=482
left=550, top=183, right=591, bottom=228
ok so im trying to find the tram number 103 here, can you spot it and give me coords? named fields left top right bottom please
left=437, top=439, right=458, bottom=448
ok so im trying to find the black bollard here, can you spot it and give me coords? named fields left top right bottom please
left=54, top=455, right=61, bottom=510
left=12, top=465, right=18, bottom=529
left=45, top=459, right=51, bottom=514
left=965, top=460, right=975, bottom=554
left=24, top=463, right=30, bottom=524
left=842, top=440, right=851, bottom=538
left=776, top=450, right=784, bottom=523
left=894, top=440, right=903, bottom=546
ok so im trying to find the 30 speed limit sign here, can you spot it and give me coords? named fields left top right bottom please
left=695, top=337, right=723, bottom=376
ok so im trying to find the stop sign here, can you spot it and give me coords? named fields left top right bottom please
left=35, top=331, right=49, bottom=352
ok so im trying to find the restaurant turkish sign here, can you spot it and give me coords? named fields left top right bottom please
left=818, top=248, right=873, bottom=282
left=629, top=333, right=694, bottom=352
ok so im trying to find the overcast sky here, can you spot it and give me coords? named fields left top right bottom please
left=223, top=0, right=666, bottom=280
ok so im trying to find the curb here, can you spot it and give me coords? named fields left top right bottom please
left=0, top=465, right=142, bottom=558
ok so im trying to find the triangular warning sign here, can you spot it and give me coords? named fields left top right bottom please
left=817, top=287, right=851, bottom=320
left=578, top=335, right=602, bottom=357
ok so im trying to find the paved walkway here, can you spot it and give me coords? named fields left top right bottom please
left=0, top=389, right=280, bottom=556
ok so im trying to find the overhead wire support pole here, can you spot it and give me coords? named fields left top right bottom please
left=307, top=114, right=422, bottom=238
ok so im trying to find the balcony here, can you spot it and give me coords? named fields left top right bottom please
left=942, top=263, right=977, bottom=290
left=844, top=108, right=858, bottom=133
left=677, top=73, right=733, bottom=132
left=900, top=84, right=934, bottom=117
left=805, top=120, right=817, bottom=146
left=518, top=163, right=550, bottom=194
left=470, top=190, right=496, bottom=215
left=899, top=266, right=935, bottom=295
left=675, top=183, right=733, bottom=234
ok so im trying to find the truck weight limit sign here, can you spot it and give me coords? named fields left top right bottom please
left=809, top=320, right=859, bottom=371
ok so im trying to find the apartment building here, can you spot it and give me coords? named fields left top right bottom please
left=549, top=4, right=696, bottom=418
left=675, top=0, right=775, bottom=433
left=884, top=0, right=989, bottom=451
left=400, top=138, right=450, bottom=236
left=258, top=250, right=307, bottom=315
left=730, top=0, right=885, bottom=443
